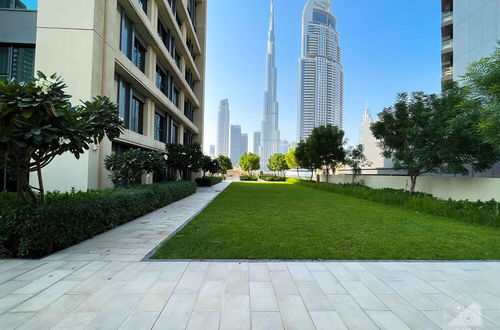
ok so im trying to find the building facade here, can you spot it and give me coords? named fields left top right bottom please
left=260, top=0, right=280, bottom=170
left=253, top=131, right=261, bottom=155
left=230, top=125, right=241, bottom=167
left=216, top=98, right=230, bottom=156
left=0, top=0, right=37, bottom=192
left=29, top=0, right=207, bottom=191
left=359, top=107, right=393, bottom=171
left=298, top=0, right=344, bottom=141
left=209, top=144, right=215, bottom=158
left=240, top=133, right=248, bottom=158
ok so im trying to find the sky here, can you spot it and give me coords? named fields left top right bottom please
left=203, top=0, right=442, bottom=153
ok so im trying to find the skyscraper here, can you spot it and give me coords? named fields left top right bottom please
left=216, top=99, right=230, bottom=156
left=209, top=145, right=215, bottom=158
left=260, top=0, right=280, bottom=170
left=241, top=134, right=248, bottom=156
left=298, top=0, right=344, bottom=141
left=253, top=132, right=261, bottom=155
left=230, top=125, right=242, bottom=167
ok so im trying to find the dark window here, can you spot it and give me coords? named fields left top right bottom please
left=155, top=66, right=168, bottom=96
left=117, top=76, right=144, bottom=135
left=171, top=122, right=179, bottom=144
left=118, top=78, right=131, bottom=127
left=154, top=112, right=166, bottom=142
left=172, top=86, right=180, bottom=107
left=132, top=38, right=146, bottom=72
left=184, top=99, right=194, bottom=122
left=120, top=11, right=133, bottom=58
left=130, top=96, right=144, bottom=134
left=158, top=19, right=171, bottom=52
left=0, top=45, right=35, bottom=81
left=0, top=0, right=28, bottom=9
left=312, top=10, right=335, bottom=28
left=183, top=130, right=193, bottom=145
left=137, top=0, right=147, bottom=14
left=185, top=69, right=195, bottom=90
left=186, top=38, right=196, bottom=61
left=174, top=49, right=181, bottom=68
left=187, top=0, right=197, bottom=30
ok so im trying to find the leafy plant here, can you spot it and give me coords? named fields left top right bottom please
left=345, top=144, right=371, bottom=183
left=239, top=152, right=260, bottom=176
left=285, top=148, right=299, bottom=177
left=201, top=155, right=220, bottom=177
left=216, top=155, right=233, bottom=176
left=165, top=142, right=203, bottom=180
left=0, top=72, right=123, bottom=206
left=268, top=153, right=288, bottom=177
left=195, top=176, right=223, bottom=187
left=240, top=175, right=258, bottom=181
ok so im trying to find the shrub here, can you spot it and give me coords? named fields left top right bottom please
left=240, top=175, right=258, bottom=181
left=259, top=174, right=286, bottom=182
left=195, top=176, right=223, bottom=187
left=0, top=181, right=196, bottom=258
left=293, top=180, right=500, bottom=227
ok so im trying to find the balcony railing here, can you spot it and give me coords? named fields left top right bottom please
left=442, top=11, right=453, bottom=25
left=442, top=39, right=453, bottom=52
left=442, top=66, right=453, bottom=77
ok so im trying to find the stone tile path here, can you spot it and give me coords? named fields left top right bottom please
left=0, top=182, right=499, bottom=329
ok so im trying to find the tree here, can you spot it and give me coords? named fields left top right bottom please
left=345, top=145, right=371, bottom=184
left=216, top=155, right=232, bottom=177
left=165, top=143, right=203, bottom=181
left=201, top=155, right=220, bottom=177
left=104, top=149, right=166, bottom=186
left=307, top=125, right=346, bottom=180
left=295, top=140, right=321, bottom=180
left=285, top=148, right=300, bottom=178
left=371, top=91, right=499, bottom=192
left=240, top=152, right=260, bottom=176
left=268, top=153, right=288, bottom=177
left=0, top=72, right=123, bottom=206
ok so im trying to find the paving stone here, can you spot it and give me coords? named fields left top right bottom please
left=327, top=295, right=379, bottom=330
left=186, top=311, right=221, bottom=330
left=251, top=312, right=284, bottom=330
left=119, top=311, right=159, bottom=330
left=296, top=281, right=334, bottom=311
left=219, top=294, right=251, bottom=330
left=153, top=295, right=197, bottom=329
left=366, top=310, right=411, bottom=329
left=249, top=282, right=278, bottom=312
left=269, top=270, right=298, bottom=296
left=309, top=311, right=347, bottom=330
left=277, top=294, right=316, bottom=330
left=340, top=280, right=389, bottom=311
left=248, top=263, right=271, bottom=282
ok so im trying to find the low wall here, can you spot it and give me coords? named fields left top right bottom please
left=320, top=175, right=500, bottom=202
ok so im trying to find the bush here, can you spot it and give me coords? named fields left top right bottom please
left=195, top=176, right=223, bottom=187
left=292, top=180, right=500, bottom=227
left=259, top=174, right=286, bottom=182
left=0, top=181, right=196, bottom=258
left=240, top=175, right=258, bottom=181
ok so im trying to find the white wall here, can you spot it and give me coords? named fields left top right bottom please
left=321, top=175, right=500, bottom=202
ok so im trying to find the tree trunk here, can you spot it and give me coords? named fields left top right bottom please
left=410, top=175, right=417, bottom=193
left=36, top=163, right=45, bottom=204
left=296, top=167, right=300, bottom=179
left=352, top=174, right=356, bottom=184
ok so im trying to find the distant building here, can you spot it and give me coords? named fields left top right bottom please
left=216, top=99, right=230, bottom=156
left=359, top=107, right=393, bottom=170
left=298, top=0, right=344, bottom=141
left=209, top=145, right=215, bottom=158
left=241, top=134, right=248, bottom=156
left=280, top=140, right=291, bottom=154
left=441, top=0, right=499, bottom=84
left=230, top=125, right=242, bottom=167
left=253, top=131, right=261, bottom=155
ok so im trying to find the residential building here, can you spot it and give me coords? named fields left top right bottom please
left=29, top=0, right=207, bottom=191
left=441, top=0, right=499, bottom=83
left=260, top=0, right=280, bottom=170
left=253, top=131, right=261, bottom=155
left=230, top=125, right=242, bottom=167
left=216, top=98, right=230, bottom=156
left=0, top=0, right=37, bottom=192
left=298, top=0, right=344, bottom=141
left=209, top=144, right=215, bottom=158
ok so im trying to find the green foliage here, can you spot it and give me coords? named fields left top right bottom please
left=371, top=91, right=499, bottom=192
left=268, top=153, right=288, bottom=176
left=195, top=176, right=223, bottom=187
left=239, top=152, right=260, bottom=175
left=104, top=149, right=166, bottom=187
left=285, top=148, right=298, bottom=170
left=259, top=174, right=285, bottom=182
left=201, top=155, right=220, bottom=177
left=165, top=142, right=203, bottom=180
left=0, top=72, right=123, bottom=205
left=239, top=175, right=258, bottom=181
left=345, top=144, right=371, bottom=183
left=0, top=182, right=196, bottom=258
left=295, top=140, right=321, bottom=178
left=216, top=155, right=233, bottom=175
left=294, top=180, right=500, bottom=227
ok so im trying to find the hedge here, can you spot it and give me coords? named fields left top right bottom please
left=195, top=176, right=223, bottom=187
left=259, top=175, right=286, bottom=182
left=240, top=175, right=258, bottom=181
left=290, top=179, right=500, bottom=227
left=0, top=181, right=196, bottom=258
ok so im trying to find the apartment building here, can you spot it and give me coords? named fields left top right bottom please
left=31, top=0, right=207, bottom=191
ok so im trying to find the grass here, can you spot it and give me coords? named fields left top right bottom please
left=153, top=182, right=500, bottom=260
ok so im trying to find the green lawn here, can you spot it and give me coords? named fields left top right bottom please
left=153, top=182, right=500, bottom=260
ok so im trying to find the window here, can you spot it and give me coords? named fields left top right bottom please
left=155, top=66, right=168, bottom=96
left=312, top=10, right=335, bottom=29
left=183, top=130, right=193, bottom=145
left=117, top=76, right=144, bottom=135
left=174, top=49, right=181, bottom=68
left=184, top=99, right=194, bottom=122
left=172, top=86, right=180, bottom=107
left=171, top=122, right=179, bottom=144
left=0, top=45, right=35, bottom=81
left=186, top=39, right=196, bottom=61
left=137, top=0, right=147, bottom=14
left=154, top=111, right=166, bottom=142
left=187, top=0, right=197, bottom=30
left=0, top=0, right=28, bottom=9
left=132, top=38, right=146, bottom=72
left=185, top=69, right=195, bottom=90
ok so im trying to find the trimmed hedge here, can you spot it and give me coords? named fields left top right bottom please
left=240, top=175, right=258, bottom=181
left=196, top=176, right=223, bottom=187
left=291, top=179, right=500, bottom=227
left=0, top=181, right=196, bottom=258
left=260, top=175, right=286, bottom=182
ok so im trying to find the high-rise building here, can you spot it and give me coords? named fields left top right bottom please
left=209, top=145, right=215, bottom=158
left=29, top=0, right=207, bottom=191
left=260, top=0, right=280, bottom=170
left=230, top=125, right=242, bottom=167
left=241, top=134, right=248, bottom=156
left=298, top=0, right=344, bottom=141
left=359, top=107, right=392, bottom=169
left=253, top=132, right=261, bottom=155
left=216, top=99, right=230, bottom=156
left=441, top=0, right=499, bottom=84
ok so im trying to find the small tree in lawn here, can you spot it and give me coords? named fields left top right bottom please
left=285, top=148, right=299, bottom=178
left=216, top=155, right=232, bottom=177
left=240, top=152, right=260, bottom=176
left=307, top=125, right=346, bottom=181
left=104, top=149, right=166, bottom=186
left=0, top=72, right=123, bottom=206
left=295, top=140, right=321, bottom=180
left=345, top=144, right=371, bottom=184
left=268, top=153, right=288, bottom=178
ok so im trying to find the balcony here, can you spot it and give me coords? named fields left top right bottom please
left=442, top=11, right=453, bottom=26
left=442, top=39, right=453, bottom=53
left=442, top=66, right=453, bottom=80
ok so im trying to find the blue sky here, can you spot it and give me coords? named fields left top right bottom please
left=203, top=0, right=442, bottom=152
left=21, top=0, right=37, bottom=9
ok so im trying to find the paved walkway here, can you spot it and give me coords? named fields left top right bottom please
left=0, top=182, right=499, bottom=329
